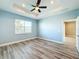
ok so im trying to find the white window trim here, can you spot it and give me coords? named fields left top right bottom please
left=15, top=19, right=32, bottom=34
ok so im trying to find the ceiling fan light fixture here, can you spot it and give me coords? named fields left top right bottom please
left=35, top=7, right=39, bottom=10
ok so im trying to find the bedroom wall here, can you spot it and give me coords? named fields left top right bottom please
left=0, top=10, right=38, bottom=44
left=38, top=9, right=79, bottom=43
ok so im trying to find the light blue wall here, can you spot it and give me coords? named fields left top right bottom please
left=0, top=10, right=38, bottom=44
left=38, top=9, right=79, bottom=43
left=39, top=17, right=64, bottom=42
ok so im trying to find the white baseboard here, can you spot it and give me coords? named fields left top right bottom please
left=0, top=37, right=66, bottom=47
left=76, top=44, right=79, bottom=52
left=77, top=48, right=79, bottom=52
left=0, top=37, right=38, bottom=47
left=38, top=37, right=64, bottom=44
left=76, top=46, right=79, bottom=52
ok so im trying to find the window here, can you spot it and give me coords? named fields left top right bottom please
left=15, top=19, right=32, bottom=34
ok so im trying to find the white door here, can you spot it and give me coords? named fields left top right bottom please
left=76, top=17, right=79, bottom=52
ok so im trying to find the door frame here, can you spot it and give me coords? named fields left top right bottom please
left=63, top=18, right=77, bottom=43
left=76, top=17, right=79, bottom=52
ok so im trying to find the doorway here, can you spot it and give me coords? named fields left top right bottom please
left=64, top=21, right=76, bottom=47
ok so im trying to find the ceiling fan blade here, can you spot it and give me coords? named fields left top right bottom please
left=39, top=6, right=47, bottom=8
left=38, top=9, right=41, bottom=12
left=36, top=0, right=41, bottom=6
left=32, top=5, right=36, bottom=7
left=31, top=8, right=35, bottom=12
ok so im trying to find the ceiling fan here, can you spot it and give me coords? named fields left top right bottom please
left=13, top=0, right=47, bottom=16
left=31, top=0, right=47, bottom=13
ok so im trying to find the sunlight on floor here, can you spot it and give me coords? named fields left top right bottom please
left=64, top=37, right=76, bottom=48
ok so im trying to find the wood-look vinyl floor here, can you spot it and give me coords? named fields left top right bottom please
left=0, top=39, right=79, bottom=59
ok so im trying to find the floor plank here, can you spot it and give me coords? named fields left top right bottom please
left=0, top=39, right=79, bottom=59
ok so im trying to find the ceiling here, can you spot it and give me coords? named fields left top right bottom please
left=0, top=0, right=79, bottom=19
